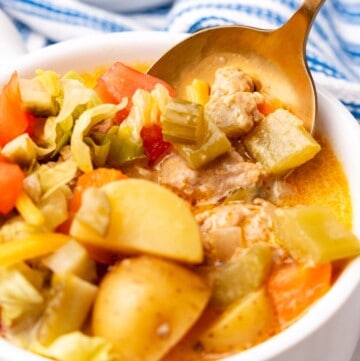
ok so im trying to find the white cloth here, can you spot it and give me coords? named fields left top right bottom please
left=1, top=0, right=360, bottom=120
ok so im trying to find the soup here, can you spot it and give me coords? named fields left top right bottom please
left=0, top=61, right=358, bottom=361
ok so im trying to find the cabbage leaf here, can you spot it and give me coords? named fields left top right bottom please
left=71, top=102, right=126, bottom=172
left=31, top=332, right=120, bottom=361
left=0, top=263, right=44, bottom=327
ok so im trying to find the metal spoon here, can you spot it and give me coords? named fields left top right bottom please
left=148, top=0, right=325, bottom=133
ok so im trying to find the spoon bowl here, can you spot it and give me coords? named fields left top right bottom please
left=148, top=0, right=325, bottom=133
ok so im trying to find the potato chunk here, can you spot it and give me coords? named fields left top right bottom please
left=244, top=109, right=320, bottom=174
left=70, top=179, right=203, bottom=264
left=199, top=288, right=275, bottom=353
left=92, top=255, right=211, bottom=361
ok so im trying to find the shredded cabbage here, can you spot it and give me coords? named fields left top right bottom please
left=31, top=332, right=119, bottom=361
left=39, top=188, right=69, bottom=231
left=0, top=217, right=40, bottom=243
left=0, top=263, right=44, bottom=327
left=1, top=133, right=51, bottom=165
left=35, top=158, right=78, bottom=199
left=71, top=103, right=126, bottom=172
left=119, top=84, right=171, bottom=145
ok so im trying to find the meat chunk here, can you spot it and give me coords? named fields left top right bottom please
left=156, top=149, right=267, bottom=205
left=211, top=66, right=255, bottom=97
left=195, top=200, right=275, bottom=263
left=205, top=91, right=264, bottom=137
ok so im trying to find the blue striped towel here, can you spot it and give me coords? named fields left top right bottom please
left=1, top=0, right=360, bottom=121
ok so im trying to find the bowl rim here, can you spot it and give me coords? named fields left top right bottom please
left=0, top=31, right=359, bottom=361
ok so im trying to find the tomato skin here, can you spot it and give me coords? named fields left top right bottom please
left=140, top=123, right=172, bottom=164
left=0, top=72, right=29, bottom=146
left=95, top=62, right=176, bottom=123
left=0, top=159, right=24, bottom=215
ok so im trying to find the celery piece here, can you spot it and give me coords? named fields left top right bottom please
left=186, top=79, right=210, bottom=106
left=19, top=78, right=58, bottom=116
left=36, top=273, right=97, bottom=345
left=273, top=205, right=360, bottom=264
left=210, top=244, right=273, bottom=307
left=175, top=120, right=231, bottom=169
left=244, top=109, right=321, bottom=174
left=162, top=98, right=206, bottom=144
left=42, top=240, right=97, bottom=283
left=200, top=288, right=275, bottom=353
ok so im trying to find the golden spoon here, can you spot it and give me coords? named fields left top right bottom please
left=148, top=0, right=326, bottom=133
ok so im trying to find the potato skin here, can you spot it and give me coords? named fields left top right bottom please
left=92, top=255, right=211, bottom=361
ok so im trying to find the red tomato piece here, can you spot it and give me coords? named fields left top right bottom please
left=0, top=160, right=24, bottom=215
left=140, top=123, right=172, bottom=164
left=95, top=62, right=176, bottom=123
left=0, top=72, right=29, bottom=146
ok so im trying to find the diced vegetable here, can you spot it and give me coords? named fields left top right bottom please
left=210, top=244, right=273, bottom=307
left=0, top=263, right=45, bottom=327
left=0, top=158, right=25, bottom=215
left=199, top=289, right=276, bottom=353
left=0, top=72, right=29, bottom=146
left=39, top=188, right=69, bottom=231
left=93, top=255, right=210, bottom=361
left=162, top=98, right=205, bottom=144
left=186, top=79, right=210, bottom=106
left=37, top=273, right=97, bottom=345
left=175, top=120, right=231, bottom=169
left=1, top=133, right=39, bottom=165
left=15, top=190, right=45, bottom=226
left=73, top=188, right=111, bottom=237
left=0, top=233, right=71, bottom=267
left=71, top=103, right=126, bottom=173
left=95, top=62, right=175, bottom=123
left=70, top=179, right=203, bottom=264
left=42, top=240, right=97, bottom=282
left=105, top=126, right=145, bottom=167
left=19, top=78, right=57, bottom=116
left=273, top=205, right=360, bottom=264
left=31, top=332, right=118, bottom=361
left=257, top=98, right=282, bottom=116
left=36, top=158, right=78, bottom=199
left=267, top=262, right=332, bottom=326
left=140, top=123, right=171, bottom=164
left=69, top=167, right=128, bottom=213
left=244, top=109, right=320, bottom=174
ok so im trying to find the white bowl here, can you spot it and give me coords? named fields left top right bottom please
left=0, top=32, right=360, bottom=361
left=77, top=0, right=174, bottom=12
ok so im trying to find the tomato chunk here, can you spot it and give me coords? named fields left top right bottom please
left=140, top=123, right=172, bottom=164
left=0, top=158, right=25, bottom=215
left=95, top=62, right=176, bottom=123
left=0, top=72, right=29, bottom=146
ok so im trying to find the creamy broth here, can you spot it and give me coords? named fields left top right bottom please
left=161, top=132, right=352, bottom=361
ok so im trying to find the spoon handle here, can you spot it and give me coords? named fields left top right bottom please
left=278, top=0, right=326, bottom=48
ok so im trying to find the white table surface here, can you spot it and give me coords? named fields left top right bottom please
left=350, top=338, right=360, bottom=361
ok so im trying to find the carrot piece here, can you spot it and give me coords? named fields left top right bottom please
left=0, top=159, right=25, bottom=215
left=266, top=262, right=332, bottom=326
left=58, top=168, right=127, bottom=235
left=258, top=98, right=282, bottom=116
left=0, top=72, right=29, bottom=146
